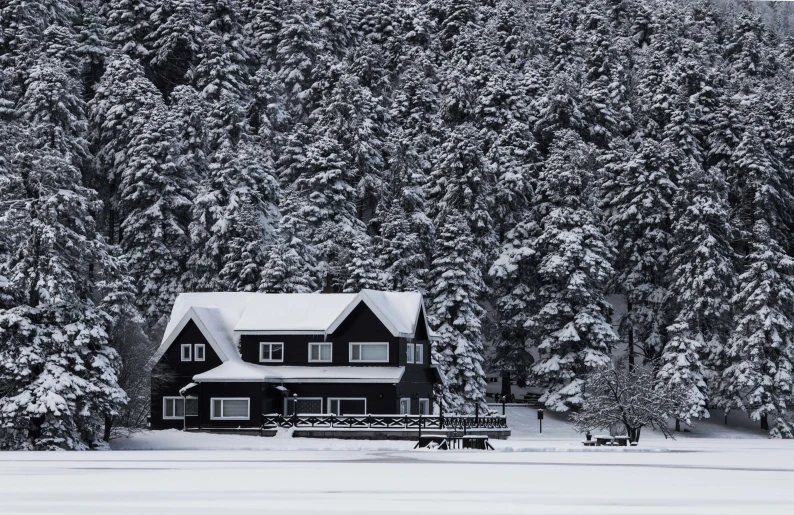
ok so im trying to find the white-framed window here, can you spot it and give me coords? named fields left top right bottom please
left=415, top=343, right=424, bottom=364
left=185, top=396, right=199, bottom=417
left=210, top=398, right=250, bottom=420
left=349, top=342, right=389, bottom=363
left=180, top=344, right=192, bottom=361
left=406, top=343, right=415, bottom=364
left=399, top=398, right=410, bottom=415
left=309, top=342, right=332, bottom=362
left=194, top=344, right=205, bottom=361
left=163, top=397, right=185, bottom=419
left=328, top=398, right=367, bottom=415
left=260, top=342, right=284, bottom=362
left=418, top=398, right=430, bottom=415
left=285, top=397, right=324, bottom=415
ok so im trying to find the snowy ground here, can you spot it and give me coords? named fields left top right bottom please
left=1, top=407, right=792, bottom=515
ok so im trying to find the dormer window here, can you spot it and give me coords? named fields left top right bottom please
left=350, top=342, right=388, bottom=363
left=260, top=342, right=284, bottom=362
left=181, top=344, right=192, bottom=361
left=309, top=342, right=332, bottom=362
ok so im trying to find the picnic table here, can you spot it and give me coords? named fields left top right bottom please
left=461, top=435, right=494, bottom=450
left=594, top=435, right=613, bottom=446
left=415, top=434, right=448, bottom=449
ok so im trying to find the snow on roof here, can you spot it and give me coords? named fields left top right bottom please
left=153, top=290, right=436, bottom=378
left=234, top=293, right=357, bottom=333
left=357, top=290, right=423, bottom=335
left=193, top=363, right=405, bottom=383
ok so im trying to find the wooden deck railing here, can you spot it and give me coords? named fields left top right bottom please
left=260, top=413, right=508, bottom=430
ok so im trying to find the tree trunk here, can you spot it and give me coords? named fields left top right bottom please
left=501, top=370, right=511, bottom=400
left=627, top=426, right=642, bottom=443
left=103, top=415, right=113, bottom=442
left=627, top=300, right=635, bottom=369
left=761, top=413, right=769, bottom=431
left=675, top=418, right=680, bottom=432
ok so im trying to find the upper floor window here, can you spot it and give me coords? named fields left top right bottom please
left=309, top=342, right=332, bottom=362
left=181, top=344, right=192, bottom=361
left=415, top=344, right=424, bottom=364
left=350, top=342, right=388, bottom=363
left=260, top=342, right=284, bottom=362
left=406, top=343, right=415, bottom=364
left=195, top=344, right=205, bottom=361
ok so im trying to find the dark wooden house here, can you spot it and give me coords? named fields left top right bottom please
left=150, top=290, right=441, bottom=430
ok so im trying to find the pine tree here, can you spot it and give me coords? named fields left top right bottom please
left=343, top=235, right=386, bottom=292
left=660, top=163, right=735, bottom=422
left=522, top=131, right=616, bottom=411
left=428, top=210, right=487, bottom=414
left=0, top=54, right=125, bottom=449
left=186, top=140, right=278, bottom=292
left=606, top=139, right=678, bottom=365
left=147, top=0, right=204, bottom=95
left=374, top=137, right=434, bottom=293
left=103, top=0, right=154, bottom=60
left=117, top=97, right=193, bottom=320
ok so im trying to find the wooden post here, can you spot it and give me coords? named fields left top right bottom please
left=418, top=414, right=423, bottom=441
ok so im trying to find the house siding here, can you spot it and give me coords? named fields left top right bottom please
left=239, top=303, right=401, bottom=366
left=150, top=320, right=221, bottom=429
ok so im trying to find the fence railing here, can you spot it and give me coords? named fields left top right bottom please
left=260, top=413, right=508, bottom=431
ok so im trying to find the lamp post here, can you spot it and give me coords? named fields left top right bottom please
left=292, top=393, right=298, bottom=427
left=501, top=394, right=506, bottom=416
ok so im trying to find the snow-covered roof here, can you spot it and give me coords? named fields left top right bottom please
left=234, top=293, right=357, bottom=333
left=193, top=362, right=405, bottom=383
left=151, top=290, right=438, bottom=374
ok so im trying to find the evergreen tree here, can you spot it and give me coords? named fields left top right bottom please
left=428, top=210, right=487, bottom=414
left=523, top=131, right=616, bottom=411
left=606, top=140, right=678, bottom=365
left=660, top=163, right=735, bottom=422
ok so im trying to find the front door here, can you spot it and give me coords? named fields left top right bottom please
left=399, top=398, right=410, bottom=415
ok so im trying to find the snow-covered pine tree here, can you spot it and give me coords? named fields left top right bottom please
left=523, top=131, right=616, bottom=411
left=146, top=0, right=204, bottom=95
left=342, top=235, right=386, bottom=293
left=88, top=54, right=160, bottom=242
left=428, top=209, right=487, bottom=414
left=373, top=136, right=434, bottom=293
left=606, top=139, right=678, bottom=365
left=260, top=188, right=318, bottom=294
left=659, top=161, right=735, bottom=423
left=186, top=139, right=278, bottom=292
left=427, top=122, right=495, bottom=268
left=0, top=55, right=125, bottom=449
left=103, top=0, right=154, bottom=60
left=719, top=110, right=794, bottom=437
left=117, top=93, right=194, bottom=321
left=280, top=130, right=364, bottom=290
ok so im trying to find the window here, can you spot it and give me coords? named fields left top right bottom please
left=328, top=398, right=367, bottom=415
left=180, top=344, right=191, bottom=361
left=185, top=396, right=198, bottom=417
left=163, top=397, right=184, bottom=419
left=418, top=398, right=430, bottom=415
left=285, top=397, right=323, bottom=415
left=309, top=342, right=332, bottom=362
left=399, top=398, right=410, bottom=415
left=406, top=343, right=415, bottom=364
left=349, top=342, right=388, bottom=363
left=194, top=344, right=205, bottom=361
left=210, top=398, right=250, bottom=420
left=260, top=342, right=284, bottom=362
left=415, top=344, right=424, bottom=364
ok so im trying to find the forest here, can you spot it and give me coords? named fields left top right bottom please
left=1, top=0, right=794, bottom=448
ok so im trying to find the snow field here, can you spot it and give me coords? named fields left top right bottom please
left=1, top=407, right=791, bottom=514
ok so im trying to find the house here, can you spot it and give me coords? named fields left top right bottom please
left=150, top=290, right=442, bottom=430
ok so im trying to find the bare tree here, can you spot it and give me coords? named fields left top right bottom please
left=571, top=360, right=688, bottom=442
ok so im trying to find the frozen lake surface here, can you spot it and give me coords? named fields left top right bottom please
left=1, top=407, right=791, bottom=514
